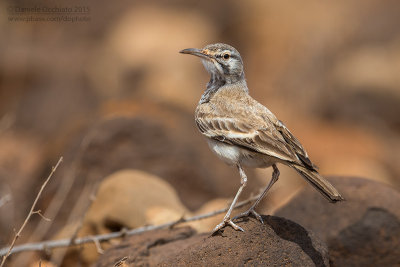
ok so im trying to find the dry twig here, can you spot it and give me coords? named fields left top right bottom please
left=0, top=157, right=63, bottom=267
left=19, top=132, right=96, bottom=266
left=0, top=191, right=261, bottom=257
left=91, top=237, right=104, bottom=254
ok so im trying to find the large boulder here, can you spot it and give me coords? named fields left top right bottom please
left=95, top=216, right=329, bottom=267
left=275, top=176, right=400, bottom=266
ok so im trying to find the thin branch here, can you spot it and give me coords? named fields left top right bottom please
left=32, top=210, right=51, bottom=222
left=0, top=157, right=63, bottom=267
left=91, top=237, right=104, bottom=254
left=0, top=191, right=261, bottom=257
left=26, top=149, right=80, bottom=246
left=26, top=129, right=96, bottom=252
left=20, top=125, right=102, bottom=267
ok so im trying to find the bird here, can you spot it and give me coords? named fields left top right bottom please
left=180, top=43, right=344, bottom=233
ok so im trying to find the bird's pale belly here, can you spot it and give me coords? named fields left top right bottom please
left=207, top=139, right=274, bottom=168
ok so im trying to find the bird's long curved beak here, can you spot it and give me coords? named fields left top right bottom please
left=179, top=48, right=211, bottom=60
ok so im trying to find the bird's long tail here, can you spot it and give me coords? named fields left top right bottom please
left=292, top=165, right=344, bottom=202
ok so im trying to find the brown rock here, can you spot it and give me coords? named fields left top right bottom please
left=275, top=176, right=400, bottom=266
left=84, top=169, right=188, bottom=232
left=329, top=207, right=400, bottom=267
left=95, top=216, right=329, bottom=267
left=53, top=169, right=189, bottom=266
left=29, top=260, right=56, bottom=267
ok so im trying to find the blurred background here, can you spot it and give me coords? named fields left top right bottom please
left=1, top=0, right=400, bottom=266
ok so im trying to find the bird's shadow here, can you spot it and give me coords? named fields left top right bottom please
left=263, top=215, right=327, bottom=267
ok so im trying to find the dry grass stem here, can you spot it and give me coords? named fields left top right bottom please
left=0, top=156, right=63, bottom=267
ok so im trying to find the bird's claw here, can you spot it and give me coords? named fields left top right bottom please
left=212, top=218, right=244, bottom=234
left=233, top=208, right=264, bottom=224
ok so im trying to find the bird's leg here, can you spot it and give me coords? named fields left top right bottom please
left=212, top=164, right=248, bottom=233
left=233, top=164, right=280, bottom=223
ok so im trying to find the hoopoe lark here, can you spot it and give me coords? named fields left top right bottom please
left=180, top=43, right=343, bottom=233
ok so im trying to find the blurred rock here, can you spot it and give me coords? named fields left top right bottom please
left=321, top=156, right=392, bottom=185
left=14, top=80, right=97, bottom=138
left=95, top=216, right=329, bottom=267
left=84, top=169, right=188, bottom=232
left=330, top=207, right=400, bottom=267
left=94, top=226, right=196, bottom=267
left=54, top=169, right=188, bottom=266
left=0, top=132, right=44, bottom=191
left=186, top=198, right=229, bottom=233
left=146, top=206, right=186, bottom=226
left=319, top=39, right=400, bottom=133
left=87, top=4, right=218, bottom=111
left=332, top=41, right=400, bottom=94
left=275, top=176, right=400, bottom=266
left=29, top=260, right=56, bottom=267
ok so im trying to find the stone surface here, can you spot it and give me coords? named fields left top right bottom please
left=329, top=207, right=400, bottom=267
left=53, top=169, right=189, bottom=266
left=95, top=216, right=329, bottom=267
left=84, top=169, right=188, bottom=231
left=275, top=176, right=400, bottom=266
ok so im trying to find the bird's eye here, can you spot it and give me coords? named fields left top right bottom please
left=223, top=53, right=230, bottom=60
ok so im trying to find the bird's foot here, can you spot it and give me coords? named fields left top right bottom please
left=233, top=208, right=263, bottom=224
left=212, top=218, right=244, bottom=234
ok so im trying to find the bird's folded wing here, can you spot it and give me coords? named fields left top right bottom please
left=273, top=119, right=317, bottom=170
left=195, top=115, right=300, bottom=163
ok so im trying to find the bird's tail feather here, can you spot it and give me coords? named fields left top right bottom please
left=292, top=165, right=344, bottom=202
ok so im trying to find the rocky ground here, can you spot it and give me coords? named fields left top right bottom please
left=95, top=216, right=329, bottom=267
left=89, top=176, right=400, bottom=267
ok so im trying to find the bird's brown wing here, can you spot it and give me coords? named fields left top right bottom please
left=273, top=119, right=318, bottom=170
left=195, top=109, right=305, bottom=165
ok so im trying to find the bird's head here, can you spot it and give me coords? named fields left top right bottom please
left=180, top=43, right=244, bottom=85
